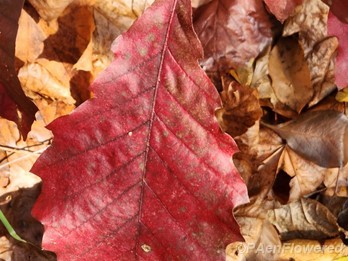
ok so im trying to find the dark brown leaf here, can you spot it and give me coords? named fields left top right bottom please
left=263, top=110, right=348, bottom=168
left=215, top=76, right=262, bottom=137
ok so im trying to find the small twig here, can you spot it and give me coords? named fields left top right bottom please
left=0, top=147, right=47, bottom=171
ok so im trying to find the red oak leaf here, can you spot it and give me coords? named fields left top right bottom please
left=328, top=11, right=348, bottom=89
left=0, top=0, right=37, bottom=138
left=193, top=0, right=272, bottom=83
left=263, top=0, right=303, bottom=23
left=31, top=0, right=248, bottom=260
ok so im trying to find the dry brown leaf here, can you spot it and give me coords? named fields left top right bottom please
left=263, top=110, right=348, bottom=168
left=15, top=9, right=46, bottom=63
left=284, top=0, right=329, bottom=51
left=324, top=166, right=348, bottom=197
left=277, top=146, right=337, bottom=201
left=226, top=220, right=281, bottom=261
left=216, top=77, right=262, bottom=137
left=267, top=198, right=339, bottom=240
left=307, top=37, right=338, bottom=106
left=0, top=237, right=12, bottom=260
left=283, top=0, right=337, bottom=106
left=278, top=238, right=348, bottom=261
left=94, top=0, right=153, bottom=34
left=18, top=58, right=75, bottom=104
left=40, top=5, right=95, bottom=65
left=269, top=36, right=312, bottom=113
left=28, top=0, right=75, bottom=21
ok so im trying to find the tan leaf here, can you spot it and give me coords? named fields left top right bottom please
left=216, top=77, right=262, bottom=137
left=283, top=0, right=329, bottom=51
left=278, top=238, right=348, bottom=261
left=15, top=9, right=46, bottom=63
left=28, top=0, right=75, bottom=21
left=283, top=0, right=337, bottom=106
left=278, top=146, right=337, bottom=201
left=269, top=36, right=312, bottom=113
left=18, top=58, right=75, bottom=104
left=307, top=37, right=338, bottom=106
left=267, top=198, right=339, bottom=240
left=263, top=110, right=348, bottom=168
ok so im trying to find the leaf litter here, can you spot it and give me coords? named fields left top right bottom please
left=0, top=0, right=348, bottom=260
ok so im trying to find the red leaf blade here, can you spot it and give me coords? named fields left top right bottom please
left=328, top=11, right=348, bottom=89
left=31, top=0, right=248, bottom=260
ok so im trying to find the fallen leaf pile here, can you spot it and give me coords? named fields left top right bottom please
left=0, top=0, right=348, bottom=260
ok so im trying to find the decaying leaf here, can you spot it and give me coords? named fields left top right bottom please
left=267, top=198, right=339, bottom=240
left=216, top=76, right=262, bottom=137
left=277, top=146, right=338, bottom=201
left=264, top=0, right=303, bottom=23
left=269, top=36, right=312, bottom=113
left=18, top=59, right=75, bottom=104
left=0, top=0, right=38, bottom=138
left=16, top=9, right=46, bottom=63
left=193, top=0, right=272, bottom=85
left=263, top=110, right=348, bottom=168
left=283, top=0, right=337, bottom=106
left=31, top=0, right=248, bottom=259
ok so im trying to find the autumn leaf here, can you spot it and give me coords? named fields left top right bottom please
left=328, top=10, right=348, bottom=90
left=263, top=0, right=303, bottom=23
left=263, top=110, right=348, bottom=168
left=0, top=0, right=38, bottom=138
left=30, top=0, right=248, bottom=260
left=267, top=198, right=339, bottom=240
left=268, top=36, right=312, bottom=113
left=193, top=0, right=272, bottom=87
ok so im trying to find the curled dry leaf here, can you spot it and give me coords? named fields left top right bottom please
left=284, top=0, right=329, bottom=51
left=215, top=76, right=262, bottom=137
left=263, top=110, right=348, bottom=168
left=18, top=59, right=75, bottom=104
left=263, top=0, right=303, bottom=23
left=277, top=146, right=338, bottom=201
left=28, top=0, right=75, bottom=21
left=193, top=0, right=272, bottom=84
left=269, top=36, right=312, bottom=113
left=267, top=198, right=339, bottom=240
left=328, top=11, right=348, bottom=89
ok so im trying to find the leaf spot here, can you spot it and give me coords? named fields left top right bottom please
left=141, top=244, right=151, bottom=253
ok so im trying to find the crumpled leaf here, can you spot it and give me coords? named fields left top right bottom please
left=193, top=0, right=272, bottom=86
left=267, top=198, right=339, bottom=240
left=268, top=36, right=312, bottom=113
left=263, top=110, right=348, bottom=168
left=283, top=0, right=337, bottom=105
left=328, top=11, right=348, bottom=89
left=215, top=76, right=262, bottom=137
left=15, top=9, right=46, bottom=63
left=0, top=0, right=38, bottom=138
left=263, top=0, right=303, bottom=23
left=31, top=0, right=248, bottom=260
left=277, top=146, right=338, bottom=201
